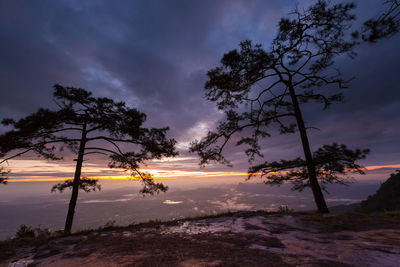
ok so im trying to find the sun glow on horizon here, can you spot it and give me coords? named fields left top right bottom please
left=7, top=170, right=250, bottom=182
left=3, top=159, right=400, bottom=182
left=364, top=164, right=400, bottom=170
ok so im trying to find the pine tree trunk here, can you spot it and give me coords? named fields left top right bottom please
left=287, top=84, right=329, bottom=213
left=64, top=123, right=87, bottom=233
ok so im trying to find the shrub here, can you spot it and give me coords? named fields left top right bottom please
left=15, top=225, right=35, bottom=239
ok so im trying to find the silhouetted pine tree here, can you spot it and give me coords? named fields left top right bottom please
left=190, top=1, right=369, bottom=213
left=0, top=85, right=177, bottom=233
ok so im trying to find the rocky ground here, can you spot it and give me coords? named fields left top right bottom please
left=3, top=211, right=400, bottom=266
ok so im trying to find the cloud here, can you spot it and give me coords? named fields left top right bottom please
left=163, top=200, right=183, bottom=205
left=0, top=0, right=399, bottom=180
left=81, top=198, right=133, bottom=204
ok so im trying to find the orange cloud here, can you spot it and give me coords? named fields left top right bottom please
left=365, top=164, right=400, bottom=170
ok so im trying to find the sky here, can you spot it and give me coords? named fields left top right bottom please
left=1, top=0, right=400, bottom=183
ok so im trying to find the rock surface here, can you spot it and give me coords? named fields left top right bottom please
left=4, top=212, right=400, bottom=266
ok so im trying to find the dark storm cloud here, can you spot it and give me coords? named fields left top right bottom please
left=0, top=0, right=286, bottom=140
left=0, top=0, right=399, bottom=175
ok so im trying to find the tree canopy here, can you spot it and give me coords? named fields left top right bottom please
left=249, top=143, right=369, bottom=192
left=0, top=167, right=8, bottom=184
left=361, top=0, right=399, bottom=43
left=0, top=84, right=178, bottom=232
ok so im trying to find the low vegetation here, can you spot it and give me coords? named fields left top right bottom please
left=0, top=225, right=65, bottom=261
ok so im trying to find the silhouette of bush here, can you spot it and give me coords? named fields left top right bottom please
left=15, top=225, right=35, bottom=239
left=277, top=205, right=293, bottom=214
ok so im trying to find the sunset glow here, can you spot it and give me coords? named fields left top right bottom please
left=5, top=159, right=400, bottom=182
